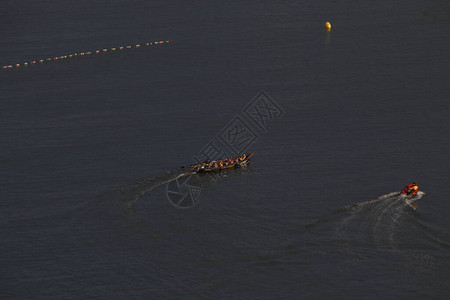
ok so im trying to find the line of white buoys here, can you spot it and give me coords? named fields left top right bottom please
left=2, top=40, right=172, bottom=70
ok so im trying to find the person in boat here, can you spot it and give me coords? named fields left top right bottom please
left=401, top=182, right=419, bottom=195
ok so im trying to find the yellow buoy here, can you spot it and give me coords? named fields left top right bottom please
left=325, top=21, right=331, bottom=32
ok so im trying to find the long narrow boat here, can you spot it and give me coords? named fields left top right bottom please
left=194, top=153, right=253, bottom=174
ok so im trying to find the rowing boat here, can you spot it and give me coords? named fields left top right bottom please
left=194, top=153, right=253, bottom=174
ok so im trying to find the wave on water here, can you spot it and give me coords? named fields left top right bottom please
left=291, top=190, right=450, bottom=273
left=301, top=191, right=434, bottom=253
left=102, top=169, right=188, bottom=213
left=335, top=191, right=426, bottom=250
left=96, top=165, right=253, bottom=213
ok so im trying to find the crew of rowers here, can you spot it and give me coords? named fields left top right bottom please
left=198, top=154, right=248, bottom=170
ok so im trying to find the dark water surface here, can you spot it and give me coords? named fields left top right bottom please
left=1, top=1, right=450, bottom=298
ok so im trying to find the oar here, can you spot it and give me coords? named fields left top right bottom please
left=245, top=153, right=254, bottom=160
left=235, top=153, right=254, bottom=166
left=184, top=162, right=201, bottom=175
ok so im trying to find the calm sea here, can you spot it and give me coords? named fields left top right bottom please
left=1, top=1, right=449, bottom=298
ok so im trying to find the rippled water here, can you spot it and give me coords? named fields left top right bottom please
left=1, top=0, right=450, bottom=298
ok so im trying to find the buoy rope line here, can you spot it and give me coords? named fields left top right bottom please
left=2, top=39, right=172, bottom=70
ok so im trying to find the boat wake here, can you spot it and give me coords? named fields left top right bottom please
left=291, top=190, right=447, bottom=273
left=107, top=169, right=189, bottom=213
left=335, top=191, right=423, bottom=251
left=96, top=165, right=253, bottom=213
